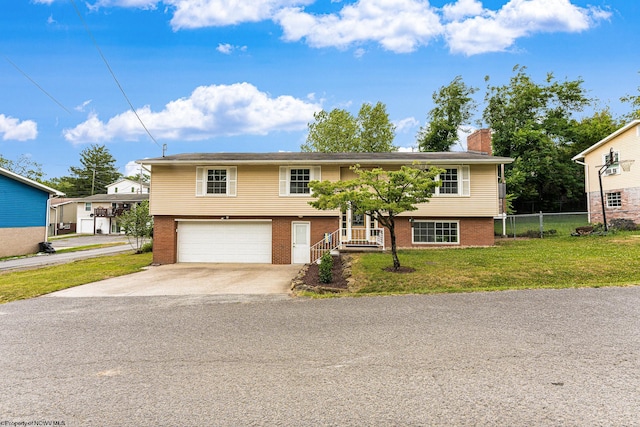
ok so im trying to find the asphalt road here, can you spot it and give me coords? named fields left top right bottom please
left=1, top=287, right=639, bottom=426
left=0, top=235, right=132, bottom=271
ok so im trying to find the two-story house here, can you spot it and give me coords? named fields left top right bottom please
left=572, top=120, right=640, bottom=225
left=139, top=130, right=513, bottom=265
left=107, top=178, right=150, bottom=195
left=76, top=193, right=149, bottom=234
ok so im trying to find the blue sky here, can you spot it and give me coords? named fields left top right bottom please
left=0, top=0, right=637, bottom=179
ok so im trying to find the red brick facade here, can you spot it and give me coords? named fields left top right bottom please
left=588, top=187, right=640, bottom=224
left=153, top=215, right=340, bottom=265
left=392, top=217, right=495, bottom=248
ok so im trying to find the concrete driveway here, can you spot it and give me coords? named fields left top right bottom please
left=47, top=263, right=301, bottom=297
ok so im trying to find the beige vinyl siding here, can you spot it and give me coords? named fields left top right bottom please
left=150, top=165, right=341, bottom=216
left=150, top=163, right=501, bottom=218
left=408, top=164, right=500, bottom=217
left=341, top=164, right=500, bottom=217
left=584, top=124, right=640, bottom=192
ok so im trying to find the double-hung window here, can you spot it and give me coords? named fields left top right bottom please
left=434, top=166, right=470, bottom=196
left=412, top=221, right=459, bottom=244
left=196, top=167, right=237, bottom=196
left=279, top=166, right=321, bottom=196
left=606, top=192, right=622, bottom=208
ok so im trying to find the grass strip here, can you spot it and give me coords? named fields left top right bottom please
left=349, top=233, right=640, bottom=295
left=0, top=252, right=153, bottom=304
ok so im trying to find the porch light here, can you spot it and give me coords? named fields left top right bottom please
left=409, top=217, right=414, bottom=227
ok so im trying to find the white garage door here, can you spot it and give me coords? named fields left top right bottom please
left=79, top=219, right=94, bottom=234
left=177, top=221, right=272, bottom=263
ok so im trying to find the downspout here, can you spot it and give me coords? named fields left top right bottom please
left=574, top=160, right=590, bottom=223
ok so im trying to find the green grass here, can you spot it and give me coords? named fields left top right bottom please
left=0, top=252, right=153, bottom=304
left=349, top=232, right=640, bottom=295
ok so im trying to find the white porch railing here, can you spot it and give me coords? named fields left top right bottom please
left=342, top=228, right=385, bottom=247
left=310, top=229, right=341, bottom=263
left=310, top=228, right=385, bottom=263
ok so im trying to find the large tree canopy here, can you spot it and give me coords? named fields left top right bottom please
left=417, top=76, right=478, bottom=152
left=483, top=66, right=592, bottom=212
left=68, top=144, right=121, bottom=197
left=309, top=165, right=442, bottom=270
left=302, top=102, right=397, bottom=152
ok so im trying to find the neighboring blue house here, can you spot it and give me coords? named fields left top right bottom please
left=0, top=166, right=64, bottom=257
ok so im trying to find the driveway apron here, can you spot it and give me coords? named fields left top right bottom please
left=46, top=263, right=301, bottom=297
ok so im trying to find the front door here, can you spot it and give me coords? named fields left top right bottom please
left=292, top=222, right=310, bottom=264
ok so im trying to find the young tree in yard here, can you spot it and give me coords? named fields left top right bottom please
left=68, top=144, right=121, bottom=196
left=417, top=76, right=478, bottom=152
left=309, top=165, right=443, bottom=270
left=119, top=200, right=153, bottom=252
left=302, top=102, right=397, bottom=152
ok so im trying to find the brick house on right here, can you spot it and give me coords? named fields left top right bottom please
left=572, top=120, right=640, bottom=225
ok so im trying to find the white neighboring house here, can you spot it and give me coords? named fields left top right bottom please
left=107, top=178, right=149, bottom=195
left=76, top=193, right=149, bottom=235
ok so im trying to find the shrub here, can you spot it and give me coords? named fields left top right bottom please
left=138, top=241, right=153, bottom=254
left=609, top=218, right=637, bottom=231
left=319, top=252, right=333, bottom=284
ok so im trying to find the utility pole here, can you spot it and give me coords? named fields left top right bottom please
left=91, top=166, right=96, bottom=196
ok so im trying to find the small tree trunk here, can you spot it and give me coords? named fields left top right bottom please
left=388, top=216, right=400, bottom=270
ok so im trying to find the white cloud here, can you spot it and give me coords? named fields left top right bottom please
left=216, top=43, right=247, bottom=54
left=124, top=160, right=145, bottom=176
left=394, top=116, right=420, bottom=133
left=0, top=115, right=38, bottom=141
left=442, top=0, right=483, bottom=21
left=217, top=43, right=233, bottom=54
left=74, top=100, right=93, bottom=113
left=168, top=0, right=313, bottom=29
left=56, top=0, right=611, bottom=56
left=444, top=0, right=612, bottom=55
left=63, top=83, right=321, bottom=144
left=276, top=0, right=443, bottom=53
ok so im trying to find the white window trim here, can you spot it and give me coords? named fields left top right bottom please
left=84, top=202, right=92, bottom=212
left=279, top=166, right=321, bottom=196
left=434, top=166, right=470, bottom=197
left=196, top=166, right=237, bottom=197
left=412, top=220, right=460, bottom=245
left=606, top=191, right=622, bottom=208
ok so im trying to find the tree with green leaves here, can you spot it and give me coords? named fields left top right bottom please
left=309, top=165, right=442, bottom=270
left=0, top=154, right=44, bottom=182
left=483, top=66, right=591, bottom=212
left=620, top=72, right=640, bottom=121
left=119, top=200, right=153, bottom=252
left=68, top=144, right=121, bottom=196
left=417, top=76, right=478, bottom=152
left=302, top=102, right=397, bottom=152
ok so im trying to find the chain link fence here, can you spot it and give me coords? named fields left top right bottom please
left=495, top=212, right=589, bottom=238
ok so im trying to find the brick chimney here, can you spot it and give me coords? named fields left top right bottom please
left=467, top=129, right=492, bottom=155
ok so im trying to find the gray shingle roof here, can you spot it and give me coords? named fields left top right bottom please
left=138, top=151, right=513, bottom=165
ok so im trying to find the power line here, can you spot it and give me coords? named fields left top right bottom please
left=4, top=56, right=72, bottom=114
left=69, top=0, right=164, bottom=153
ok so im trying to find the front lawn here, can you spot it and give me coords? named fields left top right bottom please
left=0, top=252, right=153, bottom=304
left=350, top=233, right=640, bottom=295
